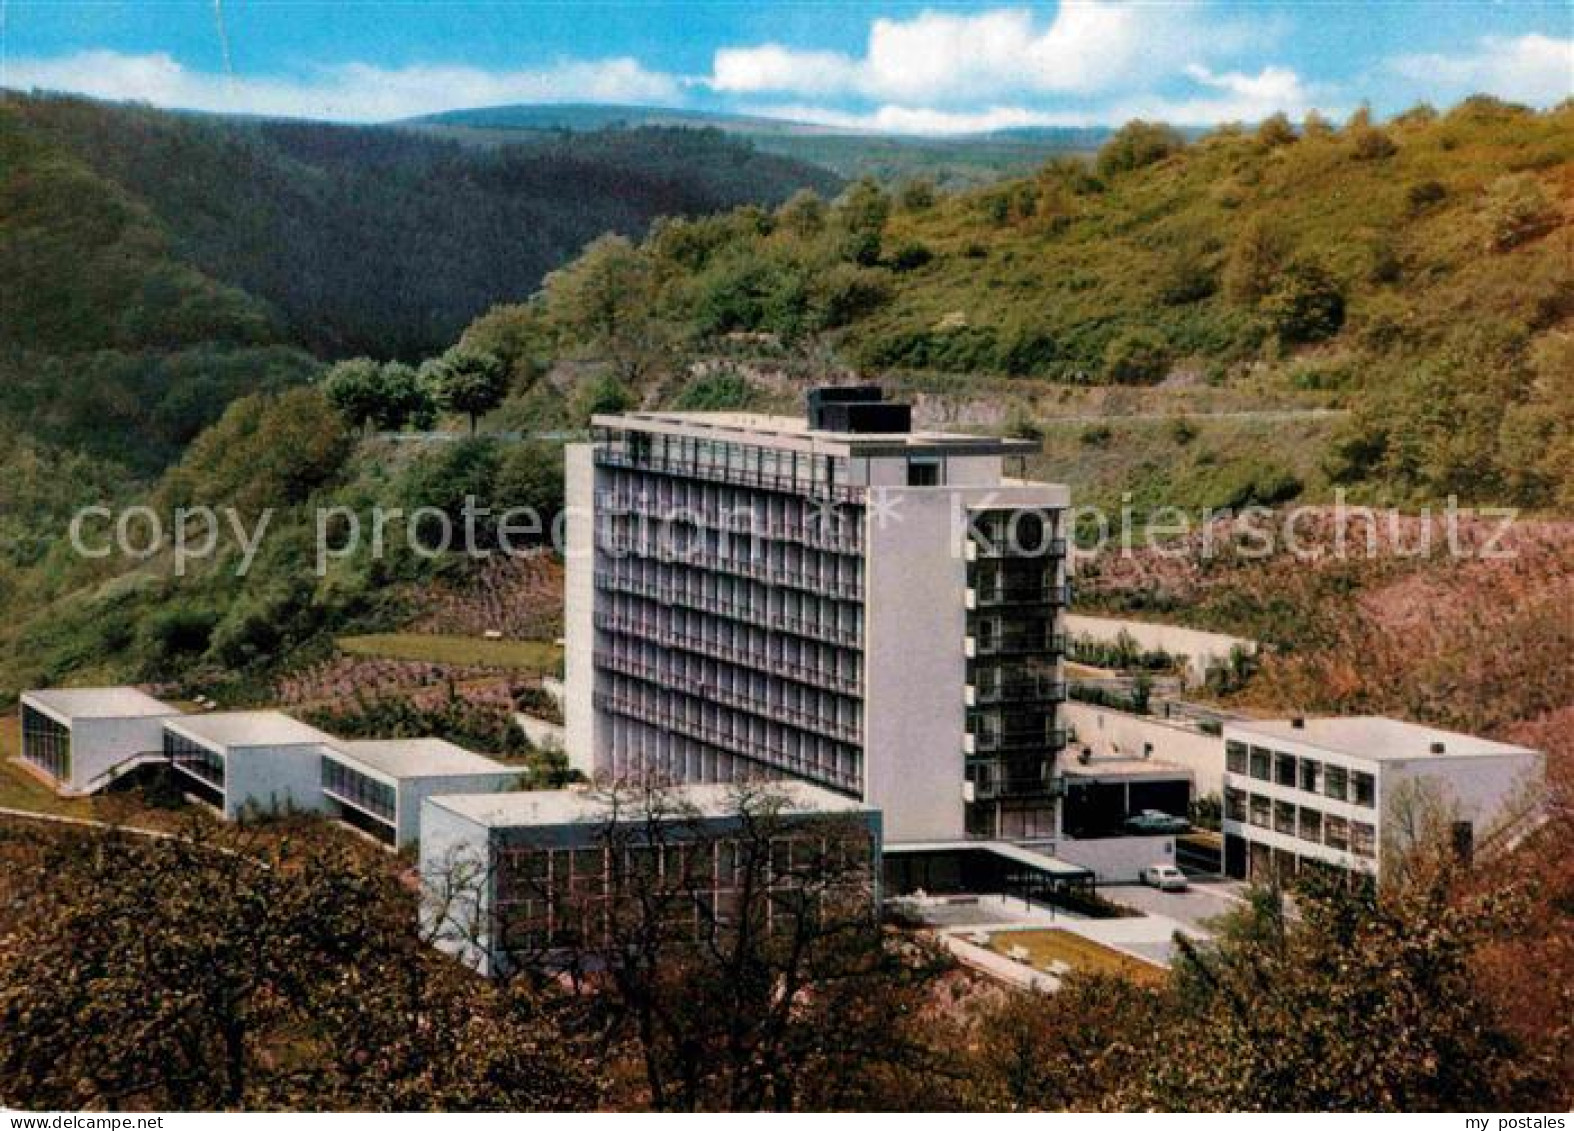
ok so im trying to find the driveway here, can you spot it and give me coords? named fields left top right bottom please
left=1102, top=876, right=1249, bottom=933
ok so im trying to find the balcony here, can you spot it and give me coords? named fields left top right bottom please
left=597, top=533, right=863, bottom=600
left=593, top=612, right=862, bottom=696
left=967, top=758, right=1056, bottom=800
left=591, top=690, right=860, bottom=793
left=596, top=650, right=862, bottom=743
left=593, top=570, right=862, bottom=649
left=966, top=726, right=1069, bottom=754
left=594, top=490, right=865, bottom=555
left=966, top=535, right=1069, bottom=561
left=965, top=631, right=1068, bottom=658
left=594, top=447, right=866, bottom=504
left=967, top=676, right=1068, bottom=706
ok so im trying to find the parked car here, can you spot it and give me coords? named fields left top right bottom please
left=1123, top=809, right=1191, bottom=834
left=1141, top=863, right=1190, bottom=892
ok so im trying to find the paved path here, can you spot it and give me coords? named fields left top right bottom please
left=0, top=805, right=174, bottom=840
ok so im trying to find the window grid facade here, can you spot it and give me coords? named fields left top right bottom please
left=591, top=435, right=867, bottom=797
left=322, top=757, right=397, bottom=824
left=165, top=730, right=225, bottom=790
left=1224, top=739, right=1380, bottom=883
left=20, top=705, right=70, bottom=782
left=491, top=827, right=876, bottom=952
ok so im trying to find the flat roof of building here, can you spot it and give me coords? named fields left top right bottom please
left=594, top=410, right=1038, bottom=458
left=23, top=686, right=180, bottom=721
left=1226, top=716, right=1538, bottom=762
left=1061, top=756, right=1194, bottom=782
left=327, top=738, right=515, bottom=780
left=166, top=710, right=329, bottom=750
left=430, top=780, right=872, bottom=829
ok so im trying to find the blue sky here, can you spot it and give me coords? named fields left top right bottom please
left=2, top=2, right=1570, bottom=132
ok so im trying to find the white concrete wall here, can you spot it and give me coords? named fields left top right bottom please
left=1063, top=701, right=1226, bottom=798
left=562, top=443, right=598, bottom=778
left=1053, top=834, right=1177, bottom=883
left=1385, top=752, right=1544, bottom=853
left=863, top=487, right=968, bottom=843
left=417, top=800, right=496, bottom=975
left=397, top=771, right=521, bottom=850
left=64, top=714, right=174, bottom=793
left=1064, top=614, right=1256, bottom=688
left=225, top=743, right=332, bottom=822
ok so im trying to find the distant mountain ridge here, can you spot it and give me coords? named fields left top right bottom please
left=401, top=102, right=1115, bottom=186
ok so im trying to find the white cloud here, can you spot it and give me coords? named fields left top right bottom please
left=2, top=50, right=684, bottom=121
left=1387, top=33, right=1574, bottom=108
left=710, top=1, right=1235, bottom=103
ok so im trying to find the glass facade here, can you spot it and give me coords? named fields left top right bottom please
left=322, top=757, right=397, bottom=824
left=21, top=705, right=70, bottom=782
left=492, top=823, right=876, bottom=953
left=165, top=730, right=225, bottom=789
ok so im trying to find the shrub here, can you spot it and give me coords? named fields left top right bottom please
left=1481, top=174, right=1556, bottom=251
left=1222, top=216, right=1292, bottom=305
left=1405, top=179, right=1447, bottom=213
left=1255, top=113, right=1297, bottom=148
left=1097, top=120, right=1187, bottom=177
left=1264, top=258, right=1346, bottom=343
left=888, top=241, right=934, bottom=272
left=1079, top=424, right=1113, bottom=447
left=1101, top=328, right=1172, bottom=384
left=671, top=370, right=758, bottom=412
left=1349, top=126, right=1397, bottom=160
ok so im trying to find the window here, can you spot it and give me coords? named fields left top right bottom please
left=1352, top=771, right=1376, bottom=808
left=1249, top=746, right=1271, bottom=781
left=1249, top=794, right=1271, bottom=828
left=1224, top=786, right=1247, bottom=822
left=1324, top=765, right=1348, bottom=802
left=1274, top=800, right=1296, bottom=835
left=321, top=758, right=396, bottom=823
left=1298, top=807, right=1323, bottom=843
left=1351, top=821, right=1376, bottom=859
left=1226, top=740, right=1247, bottom=775
left=20, top=705, right=71, bottom=782
left=1299, top=758, right=1321, bottom=794
left=907, top=460, right=940, bottom=486
left=166, top=729, right=226, bottom=789
left=1274, top=751, right=1297, bottom=787
left=1324, top=815, right=1350, bottom=852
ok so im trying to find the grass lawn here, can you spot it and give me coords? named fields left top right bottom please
left=984, top=928, right=1166, bottom=985
left=0, top=715, right=93, bottom=817
left=336, top=633, right=562, bottom=673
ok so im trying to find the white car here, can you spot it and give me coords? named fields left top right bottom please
left=1141, top=863, right=1189, bottom=892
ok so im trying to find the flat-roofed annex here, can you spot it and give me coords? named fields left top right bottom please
left=1228, top=716, right=1538, bottom=762
left=326, top=737, right=513, bottom=781
left=593, top=411, right=1040, bottom=459
left=430, top=780, right=875, bottom=830
left=23, top=687, right=179, bottom=721
left=165, top=710, right=330, bottom=750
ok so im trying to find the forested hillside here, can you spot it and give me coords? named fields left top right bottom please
left=3, top=93, right=842, bottom=360
left=499, top=98, right=1573, bottom=508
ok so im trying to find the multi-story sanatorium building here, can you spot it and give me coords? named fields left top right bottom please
left=564, top=388, right=1071, bottom=844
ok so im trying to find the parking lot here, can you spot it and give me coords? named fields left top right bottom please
left=1103, top=875, right=1250, bottom=933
